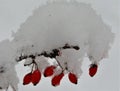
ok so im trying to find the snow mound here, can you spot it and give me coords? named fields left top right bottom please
left=12, top=0, right=114, bottom=69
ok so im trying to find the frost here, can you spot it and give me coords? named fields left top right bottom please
left=0, top=0, right=114, bottom=90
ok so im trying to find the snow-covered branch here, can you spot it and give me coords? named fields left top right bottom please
left=0, top=0, right=114, bottom=91
left=16, top=43, right=80, bottom=62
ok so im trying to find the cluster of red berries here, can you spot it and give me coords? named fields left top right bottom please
left=23, top=68, right=41, bottom=86
left=23, top=63, right=98, bottom=86
left=23, top=64, right=78, bottom=86
left=22, top=44, right=98, bottom=87
left=44, top=65, right=78, bottom=86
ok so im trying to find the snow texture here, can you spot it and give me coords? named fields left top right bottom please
left=0, top=0, right=114, bottom=90
left=0, top=40, right=19, bottom=91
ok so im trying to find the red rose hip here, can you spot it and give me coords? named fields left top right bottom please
left=31, top=69, right=41, bottom=86
left=68, top=73, right=78, bottom=84
left=89, top=64, right=98, bottom=77
left=51, top=73, right=64, bottom=87
left=44, top=66, right=56, bottom=77
left=23, top=72, right=32, bottom=85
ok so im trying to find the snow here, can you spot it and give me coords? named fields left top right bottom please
left=0, top=60, right=19, bottom=91
left=56, top=49, right=83, bottom=78
left=0, top=0, right=114, bottom=91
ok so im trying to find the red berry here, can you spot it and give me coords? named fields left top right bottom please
left=68, top=73, right=77, bottom=84
left=89, top=64, right=98, bottom=77
left=31, top=69, right=41, bottom=86
left=51, top=73, right=64, bottom=87
left=23, top=72, right=32, bottom=85
left=44, top=66, right=56, bottom=77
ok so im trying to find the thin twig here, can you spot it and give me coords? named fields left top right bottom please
left=55, top=58, right=64, bottom=71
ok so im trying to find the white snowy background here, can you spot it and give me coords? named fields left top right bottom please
left=0, top=0, right=119, bottom=91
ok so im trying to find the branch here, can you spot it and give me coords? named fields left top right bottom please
left=16, top=44, right=80, bottom=62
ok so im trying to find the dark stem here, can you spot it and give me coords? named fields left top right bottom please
left=55, top=58, right=64, bottom=71
left=16, top=44, right=80, bottom=62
